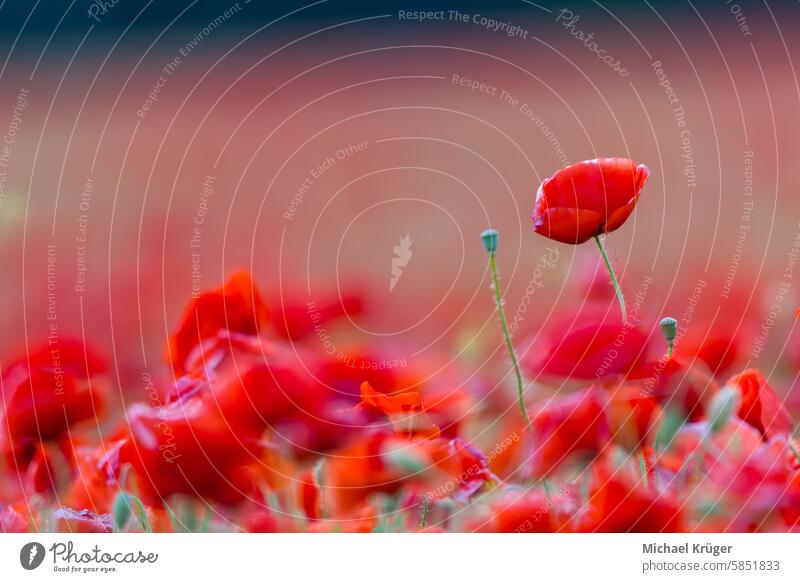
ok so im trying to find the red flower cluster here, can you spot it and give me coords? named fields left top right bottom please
left=1, top=158, right=798, bottom=533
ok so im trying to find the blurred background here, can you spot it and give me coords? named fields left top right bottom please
left=1, top=0, right=799, bottom=407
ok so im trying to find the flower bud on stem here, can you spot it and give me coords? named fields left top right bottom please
left=660, top=317, right=678, bottom=359
left=481, top=229, right=532, bottom=428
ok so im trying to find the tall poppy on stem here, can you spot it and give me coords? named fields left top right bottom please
left=480, top=228, right=532, bottom=427
left=533, top=158, right=650, bottom=322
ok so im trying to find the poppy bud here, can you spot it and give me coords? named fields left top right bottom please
left=660, top=316, right=678, bottom=358
left=659, top=317, right=678, bottom=342
left=480, top=227, right=531, bottom=426
left=480, top=228, right=499, bottom=255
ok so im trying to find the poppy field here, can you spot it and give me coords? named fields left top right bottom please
left=1, top=1, right=800, bottom=547
left=2, top=154, right=799, bottom=534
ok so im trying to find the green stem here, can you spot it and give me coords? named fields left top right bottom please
left=419, top=496, right=429, bottom=529
left=594, top=235, right=627, bottom=324
left=200, top=505, right=212, bottom=533
left=639, top=453, right=648, bottom=491
left=666, top=342, right=674, bottom=359
left=489, top=253, right=532, bottom=428
left=314, top=459, right=327, bottom=520
left=542, top=478, right=553, bottom=502
left=130, top=495, right=153, bottom=533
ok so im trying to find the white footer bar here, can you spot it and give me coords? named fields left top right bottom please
left=1, top=534, right=797, bottom=581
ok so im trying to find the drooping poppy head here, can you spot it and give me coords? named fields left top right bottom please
left=726, top=369, right=793, bottom=440
left=168, top=271, right=268, bottom=374
left=533, top=158, right=649, bottom=244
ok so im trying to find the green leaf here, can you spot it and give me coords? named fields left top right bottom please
left=112, top=491, right=132, bottom=532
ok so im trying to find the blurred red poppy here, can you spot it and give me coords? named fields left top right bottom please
left=121, top=395, right=263, bottom=506
left=523, top=311, right=652, bottom=382
left=325, top=431, right=491, bottom=514
left=245, top=507, right=297, bottom=533
left=663, top=417, right=795, bottom=531
left=533, top=158, right=649, bottom=244
left=727, top=369, right=793, bottom=440
left=271, top=291, right=363, bottom=342
left=177, top=330, right=367, bottom=455
left=359, top=381, right=439, bottom=438
left=471, top=490, right=562, bottom=532
left=168, top=271, right=268, bottom=374
left=0, top=339, right=105, bottom=493
left=529, top=386, right=610, bottom=478
left=577, top=469, right=684, bottom=533
left=646, top=357, right=718, bottom=421
left=607, top=385, right=661, bottom=451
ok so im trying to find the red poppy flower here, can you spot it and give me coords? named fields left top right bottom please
left=1, top=338, right=105, bottom=384
left=204, top=340, right=314, bottom=429
left=646, top=357, right=718, bottom=421
left=325, top=431, right=491, bottom=514
left=679, top=326, right=742, bottom=377
left=3, top=369, right=100, bottom=447
left=168, top=271, right=268, bottom=374
left=177, top=331, right=366, bottom=454
left=529, top=386, right=610, bottom=478
left=25, top=439, right=76, bottom=494
left=63, top=441, right=128, bottom=515
left=472, top=490, right=562, bottom=532
left=359, top=381, right=439, bottom=438
left=607, top=385, right=661, bottom=451
left=533, top=158, right=649, bottom=244
left=0, top=340, right=105, bottom=493
left=272, top=290, right=363, bottom=342
left=664, top=418, right=795, bottom=531
left=120, top=395, right=264, bottom=506
left=577, top=470, right=684, bottom=533
left=522, top=310, right=652, bottom=382
left=359, top=381, right=423, bottom=415
left=727, top=369, right=793, bottom=440
left=321, top=356, right=471, bottom=438
left=245, top=507, right=298, bottom=533
left=660, top=416, right=763, bottom=475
